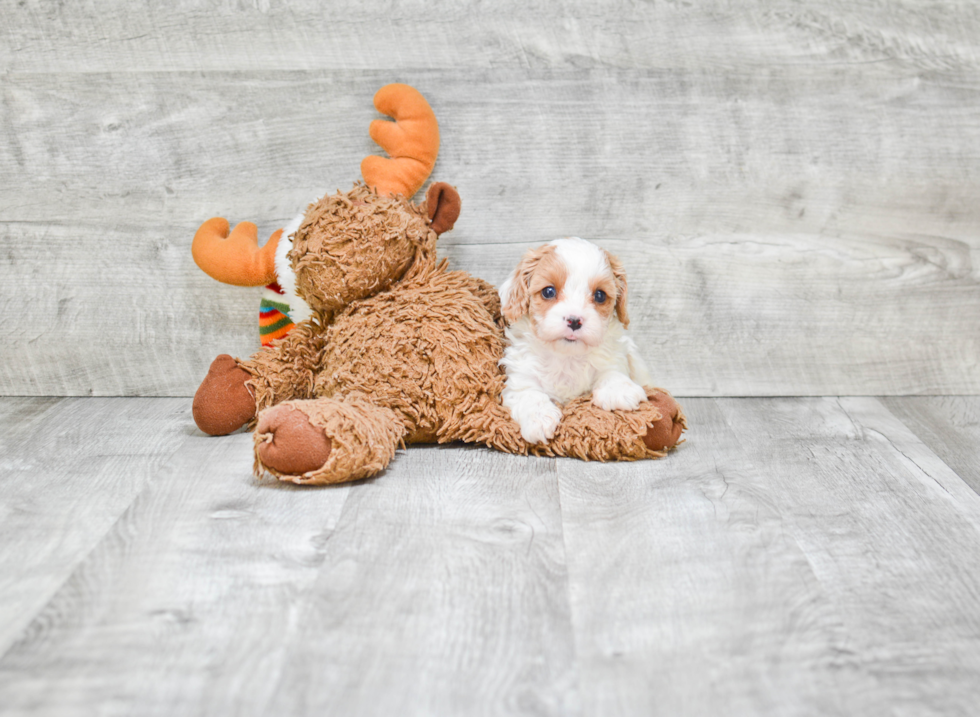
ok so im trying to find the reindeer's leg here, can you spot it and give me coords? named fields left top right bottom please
left=535, top=388, right=686, bottom=461
left=436, top=381, right=684, bottom=462
left=192, top=354, right=256, bottom=436
left=254, top=397, right=406, bottom=485
left=641, top=391, right=687, bottom=453
left=192, top=320, right=325, bottom=436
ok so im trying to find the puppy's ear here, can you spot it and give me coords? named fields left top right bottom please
left=500, top=244, right=552, bottom=324
left=605, top=250, right=630, bottom=328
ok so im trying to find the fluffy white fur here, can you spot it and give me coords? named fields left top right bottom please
left=274, top=210, right=313, bottom=325
left=498, top=237, right=651, bottom=444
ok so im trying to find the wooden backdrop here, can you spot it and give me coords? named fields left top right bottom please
left=2, top=0, right=978, bottom=397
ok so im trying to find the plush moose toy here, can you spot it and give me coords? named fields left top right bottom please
left=191, top=84, right=685, bottom=484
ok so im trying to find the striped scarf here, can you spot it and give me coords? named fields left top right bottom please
left=259, top=282, right=296, bottom=346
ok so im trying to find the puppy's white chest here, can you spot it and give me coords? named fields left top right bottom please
left=539, top=355, right=597, bottom=404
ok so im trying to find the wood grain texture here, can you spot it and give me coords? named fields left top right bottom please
left=2, top=2, right=979, bottom=396
left=0, top=436, right=577, bottom=716
left=264, top=448, right=578, bottom=716
left=4, top=68, right=979, bottom=238
left=0, top=398, right=187, bottom=656
left=2, top=66, right=979, bottom=396
left=0, top=222, right=260, bottom=396
left=882, top=396, right=980, bottom=497
left=3, top=220, right=977, bottom=396
left=557, top=397, right=980, bottom=715
left=0, top=402, right=353, bottom=716
left=449, top=233, right=980, bottom=396
left=2, top=1, right=978, bottom=73
left=4, top=396, right=980, bottom=714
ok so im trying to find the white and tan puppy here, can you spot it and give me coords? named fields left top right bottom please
left=498, top=237, right=652, bottom=444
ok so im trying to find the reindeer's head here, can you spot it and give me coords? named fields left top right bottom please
left=192, top=84, right=460, bottom=319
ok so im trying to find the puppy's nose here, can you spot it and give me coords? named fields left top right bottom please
left=566, top=316, right=583, bottom=331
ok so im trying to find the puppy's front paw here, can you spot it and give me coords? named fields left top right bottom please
left=505, top=390, right=564, bottom=444
left=519, top=402, right=563, bottom=444
left=592, top=374, right=648, bottom=412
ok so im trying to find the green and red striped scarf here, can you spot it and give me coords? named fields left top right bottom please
left=259, top=282, right=295, bottom=346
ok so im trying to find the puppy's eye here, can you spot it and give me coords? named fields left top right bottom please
left=593, top=289, right=607, bottom=304
left=541, top=286, right=557, bottom=300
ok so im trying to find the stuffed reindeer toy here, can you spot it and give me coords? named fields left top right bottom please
left=191, top=84, right=685, bottom=484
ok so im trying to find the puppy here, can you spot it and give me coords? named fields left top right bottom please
left=498, top=237, right=651, bottom=444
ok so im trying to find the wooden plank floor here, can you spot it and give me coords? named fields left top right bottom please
left=1, top=397, right=980, bottom=716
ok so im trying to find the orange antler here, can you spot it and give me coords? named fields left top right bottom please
left=361, top=84, right=440, bottom=198
left=192, top=218, right=280, bottom=287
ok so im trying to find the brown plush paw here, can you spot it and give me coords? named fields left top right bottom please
left=643, top=392, right=686, bottom=452
left=192, top=354, right=255, bottom=436
left=255, top=404, right=332, bottom=476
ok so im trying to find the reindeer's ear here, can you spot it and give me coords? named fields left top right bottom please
left=425, top=182, right=461, bottom=235
left=605, top=250, right=630, bottom=328
left=500, top=245, right=552, bottom=324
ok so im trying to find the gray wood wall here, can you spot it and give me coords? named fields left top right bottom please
left=2, top=0, right=978, bottom=397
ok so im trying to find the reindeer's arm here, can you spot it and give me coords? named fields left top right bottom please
left=193, top=319, right=326, bottom=436
left=238, top=319, right=327, bottom=415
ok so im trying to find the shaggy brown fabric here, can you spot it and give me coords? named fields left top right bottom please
left=310, top=262, right=523, bottom=454
left=290, top=184, right=435, bottom=317
left=532, top=388, right=683, bottom=461
left=197, top=184, right=686, bottom=485
left=239, top=319, right=326, bottom=420
left=192, top=354, right=255, bottom=435
left=460, top=274, right=505, bottom=329
left=255, top=397, right=405, bottom=485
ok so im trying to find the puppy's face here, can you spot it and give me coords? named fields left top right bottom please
left=499, top=237, right=629, bottom=352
